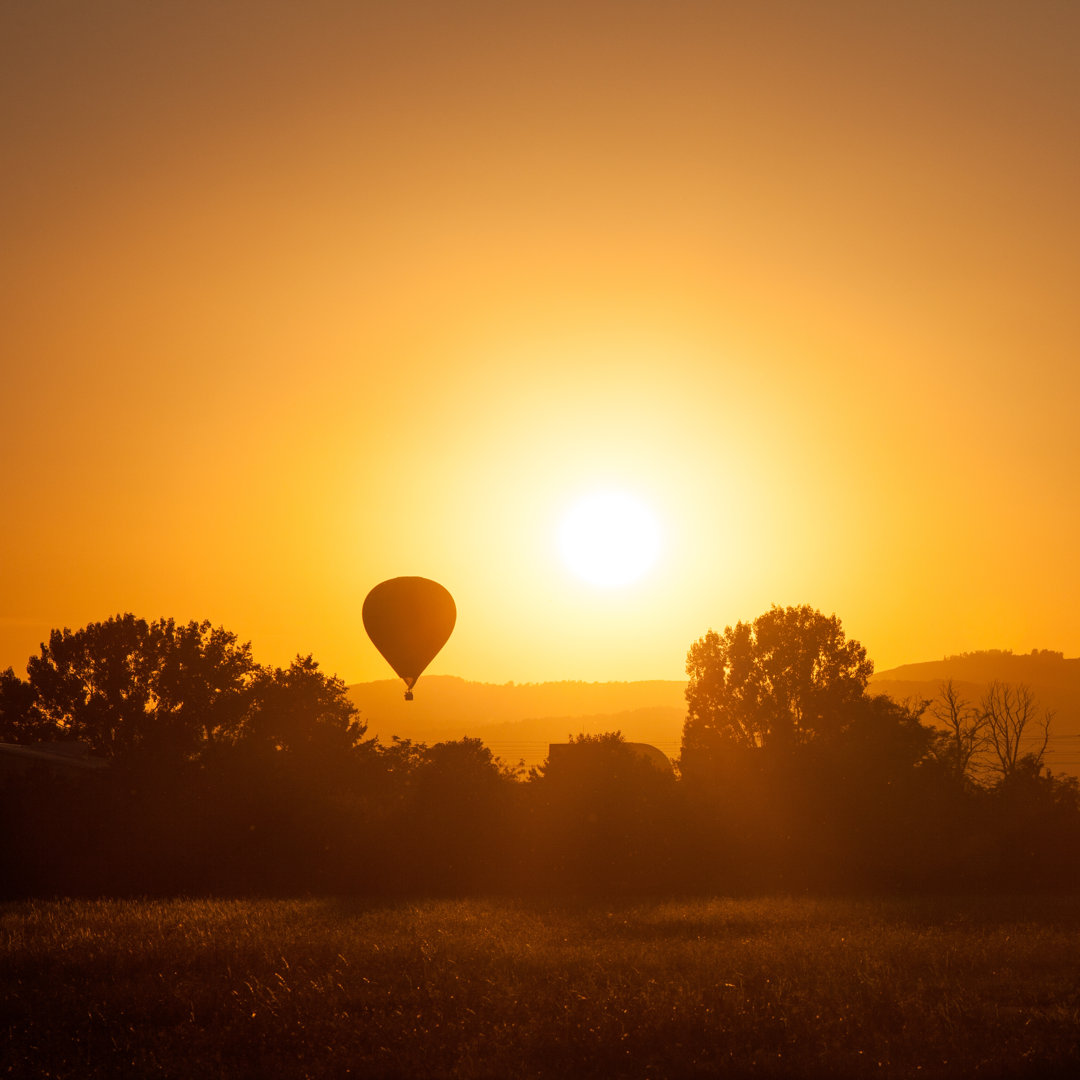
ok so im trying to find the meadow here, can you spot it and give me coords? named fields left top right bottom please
left=3, top=895, right=1079, bottom=1078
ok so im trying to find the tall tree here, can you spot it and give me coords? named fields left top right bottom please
left=682, top=604, right=873, bottom=757
left=26, top=615, right=257, bottom=760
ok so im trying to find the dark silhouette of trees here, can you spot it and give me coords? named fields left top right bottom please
left=243, top=654, right=368, bottom=758
left=25, top=614, right=156, bottom=755
left=678, top=608, right=1080, bottom=892
left=18, top=617, right=370, bottom=767
left=678, top=685, right=948, bottom=891
left=802, top=694, right=946, bottom=888
left=824, top=693, right=937, bottom=780
left=4, top=607, right=1080, bottom=898
left=678, top=608, right=988, bottom=891
left=683, top=605, right=873, bottom=758
left=25, top=615, right=257, bottom=762
left=0, top=667, right=47, bottom=742
left=145, top=618, right=258, bottom=755
left=196, top=657, right=377, bottom=895
left=2, top=614, right=385, bottom=896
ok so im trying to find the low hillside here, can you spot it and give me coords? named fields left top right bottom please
left=348, top=677, right=685, bottom=767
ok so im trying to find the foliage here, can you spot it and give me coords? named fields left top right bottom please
left=825, top=693, right=937, bottom=780
left=0, top=667, right=48, bottom=743
left=15, top=615, right=372, bottom=771
left=25, top=615, right=258, bottom=761
left=243, top=654, right=368, bottom=757
left=683, top=604, right=873, bottom=756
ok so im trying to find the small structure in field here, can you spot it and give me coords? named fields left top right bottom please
left=547, top=740, right=674, bottom=775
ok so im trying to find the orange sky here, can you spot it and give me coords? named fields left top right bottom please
left=4, top=1, right=1078, bottom=686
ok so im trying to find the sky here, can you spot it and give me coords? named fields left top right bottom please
left=3, top=1, right=1078, bottom=686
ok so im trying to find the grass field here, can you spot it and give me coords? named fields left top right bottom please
left=3, top=894, right=1079, bottom=1078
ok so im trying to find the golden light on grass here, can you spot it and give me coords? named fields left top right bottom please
left=8, top=896, right=1080, bottom=1077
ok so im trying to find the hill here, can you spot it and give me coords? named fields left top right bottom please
left=347, top=677, right=686, bottom=768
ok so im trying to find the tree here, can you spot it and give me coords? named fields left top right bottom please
left=826, top=693, right=937, bottom=781
left=26, top=614, right=257, bottom=761
left=682, top=604, right=873, bottom=757
left=0, top=667, right=54, bottom=743
left=980, top=681, right=1051, bottom=781
left=243, top=654, right=368, bottom=758
left=930, top=678, right=986, bottom=786
left=147, top=618, right=258, bottom=753
left=417, top=737, right=521, bottom=791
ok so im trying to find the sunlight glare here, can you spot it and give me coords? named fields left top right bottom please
left=557, top=491, right=661, bottom=587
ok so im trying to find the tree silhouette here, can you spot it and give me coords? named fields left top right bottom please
left=7, top=607, right=1080, bottom=897
left=243, top=654, right=368, bottom=758
left=25, top=615, right=257, bottom=761
left=980, top=681, right=1052, bottom=781
left=929, top=679, right=986, bottom=786
left=0, top=667, right=50, bottom=743
left=682, top=604, right=873, bottom=759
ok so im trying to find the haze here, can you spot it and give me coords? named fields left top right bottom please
left=4, top=1, right=1078, bottom=684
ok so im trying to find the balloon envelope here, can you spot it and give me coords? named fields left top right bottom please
left=362, top=577, right=456, bottom=698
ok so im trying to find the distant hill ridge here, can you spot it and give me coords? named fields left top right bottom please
left=347, top=677, right=686, bottom=767
left=875, top=650, right=1079, bottom=689
left=348, top=675, right=685, bottom=728
left=348, top=651, right=1080, bottom=773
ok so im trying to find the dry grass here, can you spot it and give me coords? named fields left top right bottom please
left=3, top=894, right=1079, bottom=1078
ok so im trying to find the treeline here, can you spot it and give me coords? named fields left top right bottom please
left=2, top=611, right=1079, bottom=898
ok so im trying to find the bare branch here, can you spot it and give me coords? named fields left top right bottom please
left=980, top=681, right=1050, bottom=780
left=930, top=678, right=985, bottom=785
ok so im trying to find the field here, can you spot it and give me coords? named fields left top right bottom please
left=3, top=895, right=1079, bottom=1078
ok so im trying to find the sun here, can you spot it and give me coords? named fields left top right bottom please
left=557, top=490, right=661, bottom=587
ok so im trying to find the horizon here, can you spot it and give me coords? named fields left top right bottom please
left=345, top=645, right=1080, bottom=690
left=347, top=648, right=1080, bottom=779
left=4, top=620, right=1078, bottom=688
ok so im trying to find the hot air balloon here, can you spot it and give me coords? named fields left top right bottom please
left=362, top=577, right=456, bottom=700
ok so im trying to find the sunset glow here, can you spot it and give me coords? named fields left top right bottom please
left=7, top=9, right=1080, bottom=1075
left=2, top=2, right=1079, bottom=686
